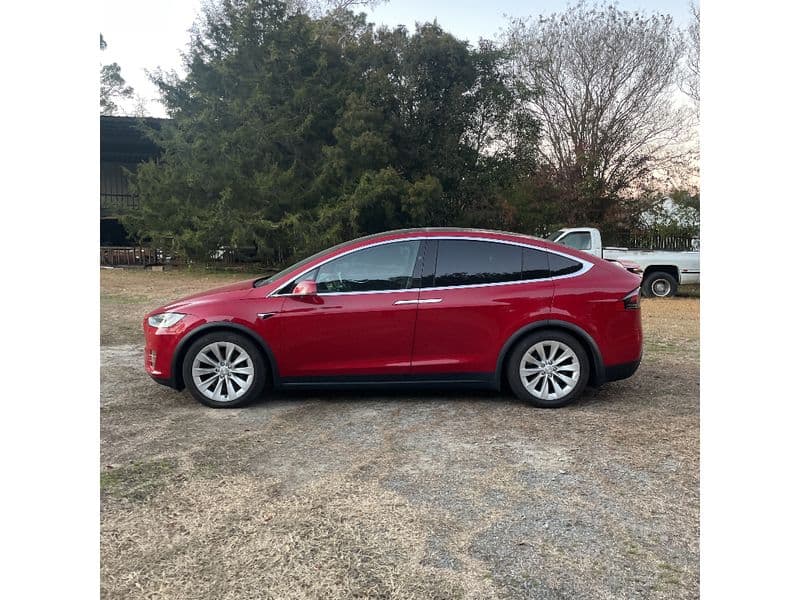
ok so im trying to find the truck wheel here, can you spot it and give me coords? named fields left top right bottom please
left=643, top=271, right=678, bottom=298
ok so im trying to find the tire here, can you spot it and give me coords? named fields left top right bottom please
left=506, top=330, right=590, bottom=408
left=642, top=271, right=678, bottom=298
left=181, top=331, right=267, bottom=408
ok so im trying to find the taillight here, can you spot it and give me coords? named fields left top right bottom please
left=622, top=288, right=640, bottom=310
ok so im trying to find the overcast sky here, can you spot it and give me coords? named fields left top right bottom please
left=101, top=0, right=694, bottom=117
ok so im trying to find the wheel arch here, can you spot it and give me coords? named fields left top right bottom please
left=643, top=264, right=679, bottom=281
left=495, top=320, right=605, bottom=388
left=170, top=322, right=278, bottom=390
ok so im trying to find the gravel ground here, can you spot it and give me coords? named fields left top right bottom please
left=100, top=269, right=699, bottom=599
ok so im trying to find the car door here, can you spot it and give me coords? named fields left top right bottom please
left=410, top=239, right=554, bottom=378
left=275, top=240, right=423, bottom=380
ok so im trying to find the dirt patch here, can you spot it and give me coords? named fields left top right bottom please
left=101, top=269, right=699, bottom=599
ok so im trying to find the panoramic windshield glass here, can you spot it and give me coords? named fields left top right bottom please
left=252, top=239, right=356, bottom=287
left=546, top=230, right=565, bottom=241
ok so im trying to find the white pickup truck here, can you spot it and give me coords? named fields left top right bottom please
left=547, top=227, right=700, bottom=297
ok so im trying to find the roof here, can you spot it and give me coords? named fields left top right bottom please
left=100, top=115, right=170, bottom=163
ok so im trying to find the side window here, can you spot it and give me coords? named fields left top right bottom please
left=549, top=253, right=583, bottom=277
left=522, top=248, right=550, bottom=280
left=559, top=231, right=591, bottom=251
left=314, top=241, right=421, bottom=293
left=433, top=240, right=521, bottom=287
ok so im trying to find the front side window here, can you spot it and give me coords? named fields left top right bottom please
left=314, top=240, right=421, bottom=293
left=558, top=231, right=592, bottom=251
left=433, top=240, right=521, bottom=287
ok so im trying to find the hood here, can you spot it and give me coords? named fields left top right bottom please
left=155, top=278, right=257, bottom=313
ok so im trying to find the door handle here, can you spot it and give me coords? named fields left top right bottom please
left=393, top=298, right=443, bottom=305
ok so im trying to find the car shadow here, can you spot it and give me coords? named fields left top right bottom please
left=252, top=380, right=634, bottom=410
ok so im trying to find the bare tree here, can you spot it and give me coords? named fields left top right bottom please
left=505, top=2, right=691, bottom=224
left=287, top=0, right=386, bottom=17
left=681, top=2, right=700, bottom=103
left=132, top=94, right=150, bottom=117
left=100, top=34, right=134, bottom=115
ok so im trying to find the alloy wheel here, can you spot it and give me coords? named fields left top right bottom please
left=518, top=340, right=580, bottom=401
left=191, top=341, right=255, bottom=403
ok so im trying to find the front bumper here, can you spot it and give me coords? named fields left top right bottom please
left=143, top=314, right=202, bottom=388
left=149, top=374, right=179, bottom=389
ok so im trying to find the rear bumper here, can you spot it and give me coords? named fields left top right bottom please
left=602, top=358, right=641, bottom=383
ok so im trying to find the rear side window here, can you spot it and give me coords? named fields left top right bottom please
left=433, top=240, right=521, bottom=287
left=522, top=248, right=550, bottom=280
left=549, top=253, right=583, bottom=277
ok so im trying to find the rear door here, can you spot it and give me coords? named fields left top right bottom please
left=275, top=240, right=423, bottom=379
left=410, top=239, right=554, bottom=378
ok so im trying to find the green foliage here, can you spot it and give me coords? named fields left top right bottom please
left=123, top=0, right=538, bottom=265
left=641, top=190, right=700, bottom=237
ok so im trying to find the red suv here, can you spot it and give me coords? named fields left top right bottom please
left=144, top=228, right=642, bottom=408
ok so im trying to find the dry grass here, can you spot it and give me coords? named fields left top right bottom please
left=101, top=268, right=260, bottom=346
left=101, top=268, right=699, bottom=599
left=102, top=474, right=496, bottom=600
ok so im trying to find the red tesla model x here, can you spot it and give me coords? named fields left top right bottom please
left=143, top=228, right=642, bottom=408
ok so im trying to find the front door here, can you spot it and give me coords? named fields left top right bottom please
left=275, top=240, right=422, bottom=379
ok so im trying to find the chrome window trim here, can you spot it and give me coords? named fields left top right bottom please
left=267, top=236, right=594, bottom=297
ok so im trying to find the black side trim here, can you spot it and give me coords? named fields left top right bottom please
left=495, top=319, right=606, bottom=386
left=411, top=240, right=427, bottom=288
left=603, top=359, right=641, bottom=383
left=169, top=321, right=279, bottom=390
left=149, top=374, right=179, bottom=390
left=420, top=239, right=438, bottom=288
left=278, top=372, right=495, bottom=390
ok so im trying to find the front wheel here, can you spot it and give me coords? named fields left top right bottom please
left=182, top=332, right=267, bottom=408
left=642, top=271, right=678, bottom=298
left=506, top=331, right=590, bottom=408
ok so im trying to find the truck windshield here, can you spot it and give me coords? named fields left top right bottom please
left=546, top=230, right=565, bottom=241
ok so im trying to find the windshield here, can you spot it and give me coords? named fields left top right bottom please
left=546, top=230, right=565, bottom=241
left=252, top=239, right=356, bottom=287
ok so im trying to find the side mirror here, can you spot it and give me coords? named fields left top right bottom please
left=291, top=280, right=318, bottom=296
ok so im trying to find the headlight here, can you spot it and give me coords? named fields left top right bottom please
left=147, top=312, right=186, bottom=328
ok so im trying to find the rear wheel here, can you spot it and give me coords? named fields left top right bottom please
left=642, top=271, right=678, bottom=298
left=506, top=331, right=590, bottom=408
left=182, top=332, right=267, bottom=408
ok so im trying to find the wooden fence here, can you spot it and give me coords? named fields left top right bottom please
left=602, top=231, right=699, bottom=251
left=100, top=246, right=164, bottom=267
left=99, top=247, right=249, bottom=267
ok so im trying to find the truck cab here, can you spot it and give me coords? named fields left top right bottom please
left=546, top=228, right=604, bottom=257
